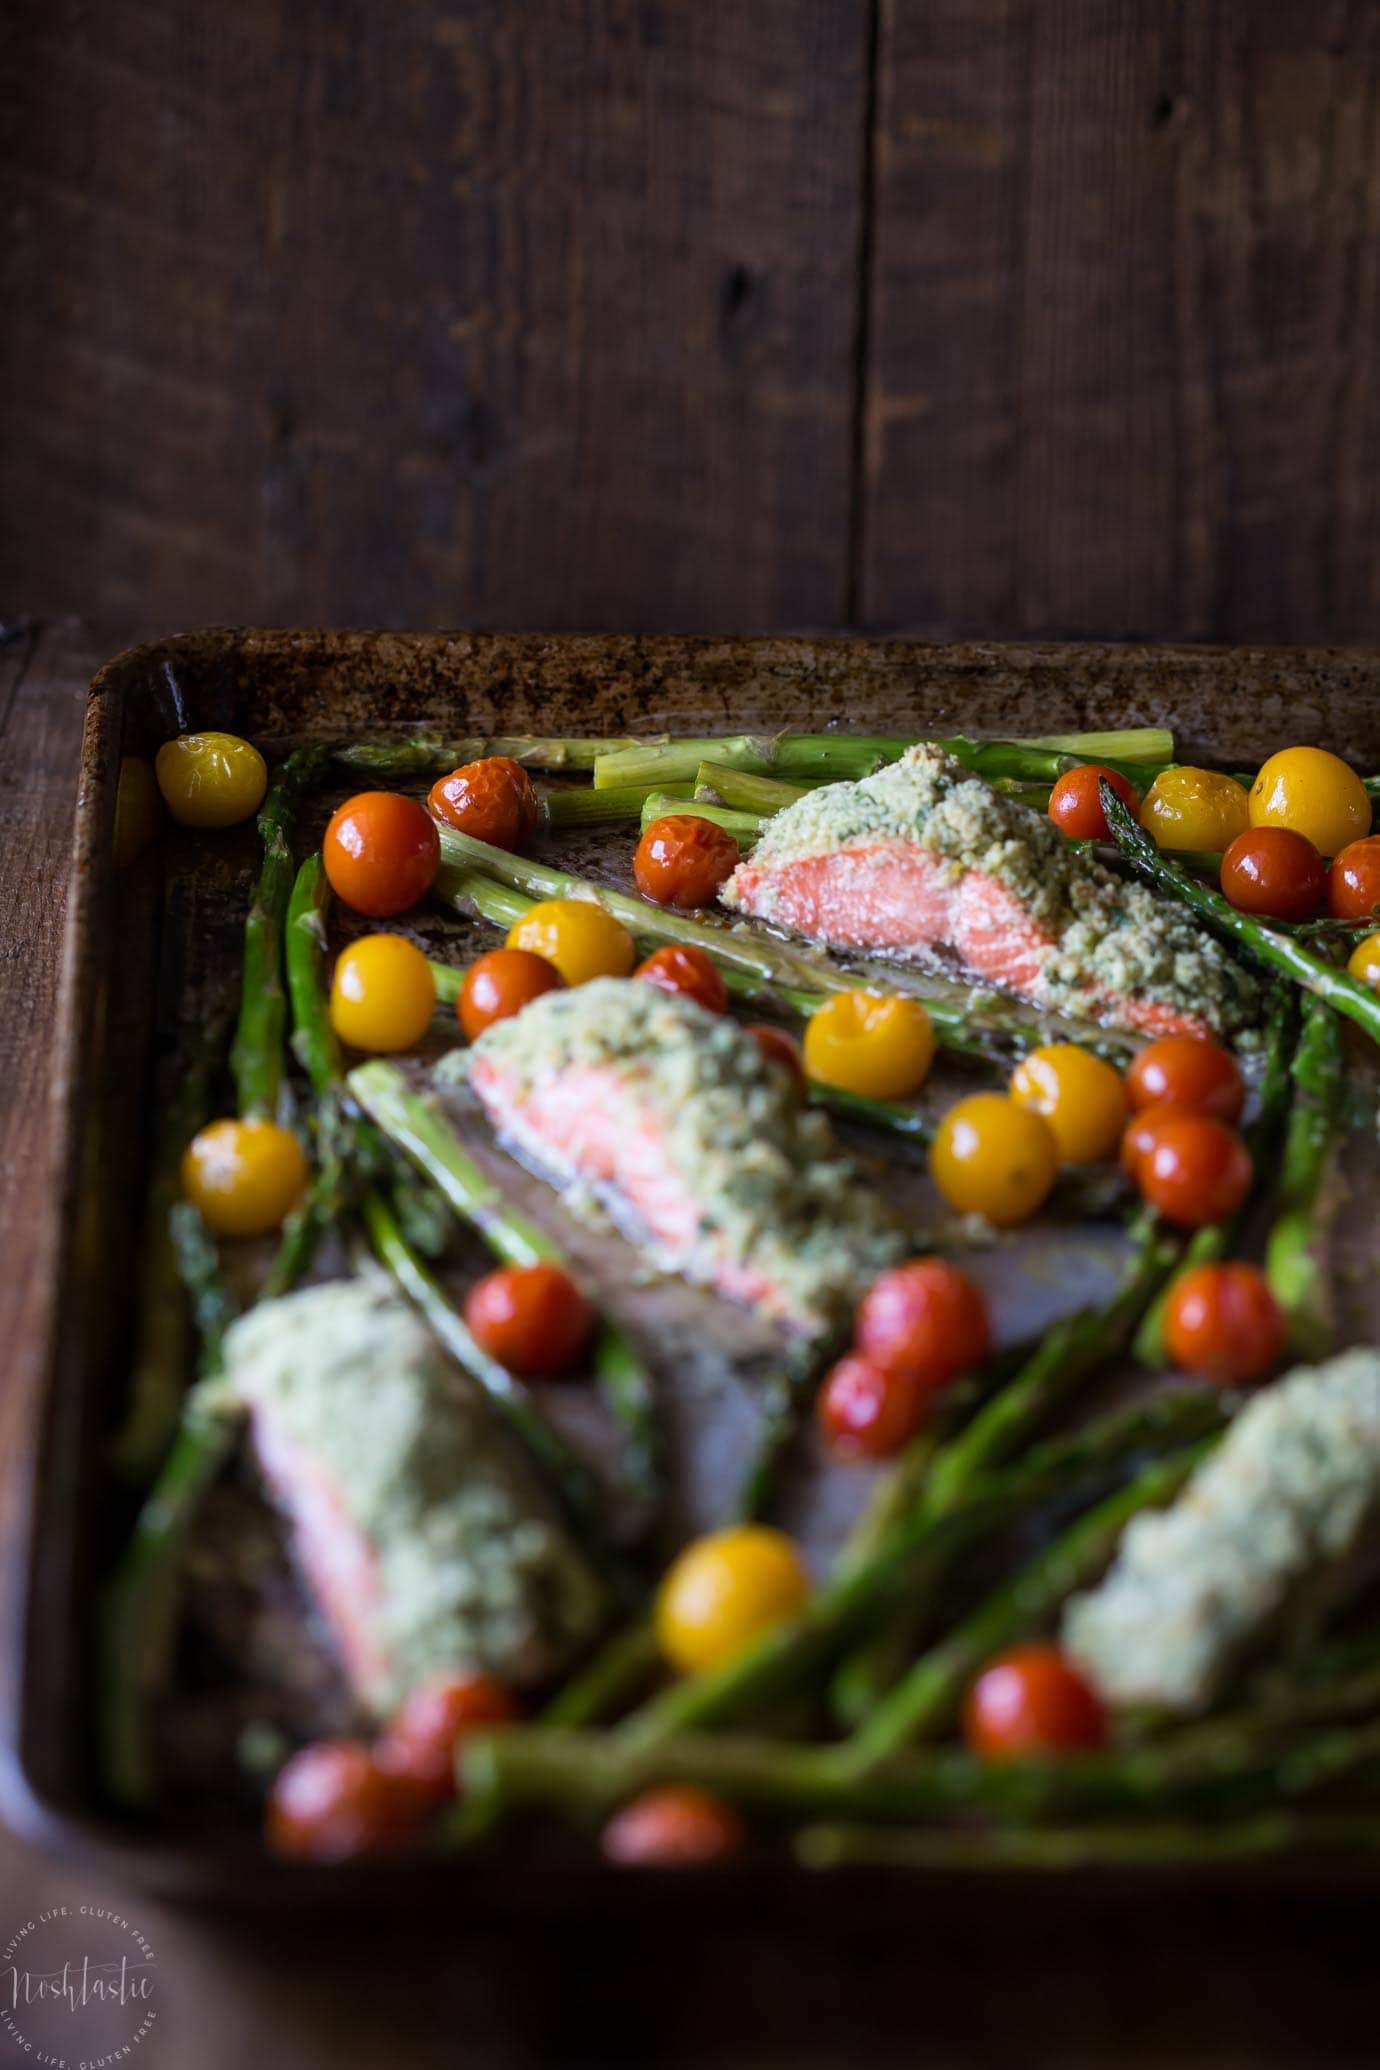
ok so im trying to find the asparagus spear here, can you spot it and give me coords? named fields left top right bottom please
left=639, top=792, right=763, bottom=841
left=230, top=746, right=328, bottom=1121
left=1265, top=992, right=1344, bottom=1357
left=796, top=1812, right=1380, bottom=1871
left=543, top=782, right=693, bottom=828
left=594, top=729, right=1173, bottom=793
left=541, top=1619, right=661, bottom=1728
left=334, top=737, right=639, bottom=781
left=696, top=763, right=809, bottom=813
left=348, top=1061, right=661, bottom=1507
left=1101, top=782, right=1380, bottom=1044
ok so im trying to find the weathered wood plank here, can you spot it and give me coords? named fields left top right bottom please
left=0, top=2, right=868, bottom=633
left=861, top=0, right=1380, bottom=643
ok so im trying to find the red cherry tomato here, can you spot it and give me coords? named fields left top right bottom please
left=1120, top=1103, right=1193, bottom=1178
left=428, top=757, right=539, bottom=851
left=1219, top=827, right=1325, bottom=921
left=817, top=1353, right=934, bottom=1459
left=323, top=792, right=440, bottom=918
left=1327, top=835, right=1380, bottom=924
left=1048, top=765, right=1141, bottom=842
left=1126, top=1035, right=1244, bottom=1123
left=854, top=1259, right=991, bottom=1382
left=964, top=1645, right=1108, bottom=1762
left=459, top=947, right=565, bottom=1040
left=633, top=815, right=741, bottom=908
left=266, top=1740, right=428, bottom=1860
left=1163, top=1262, right=1286, bottom=1385
left=601, top=1787, right=746, bottom=1866
left=1135, top=1113, right=1252, bottom=1227
left=745, top=1022, right=807, bottom=1095
left=463, top=1263, right=594, bottom=1377
left=377, top=1672, right=521, bottom=1801
left=633, top=943, right=729, bottom=1014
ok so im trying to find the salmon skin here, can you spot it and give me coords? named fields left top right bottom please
left=220, top=1276, right=608, bottom=1716
left=451, top=979, right=904, bottom=1341
left=722, top=746, right=1259, bottom=1041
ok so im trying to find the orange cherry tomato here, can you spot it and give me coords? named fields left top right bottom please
left=633, top=815, right=741, bottom=908
left=963, top=1645, right=1108, bottom=1762
left=633, top=943, right=729, bottom=1014
left=1219, top=827, right=1325, bottom=922
left=817, top=1353, right=934, bottom=1460
left=1126, top=1035, right=1243, bottom=1123
left=1327, top=835, right=1380, bottom=924
left=745, top=1021, right=807, bottom=1095
left=601, top=1787, right=746, bottom=1867
left=1120, top=1103, right=1193, bottom=1179
left=1163, top=1262, right=1285, bottom=1385
left=377, top=1672, right=521, bottom=1801
left=1047, top=764, right=1141, bottom=842
left=463, top=1263, right=594, bottom=1377
left=266, top=1740, right=429, bottom=1860
left=459, top=947, right=565, bottom=1041
left=1135, top=1113, right=1252, bottom=1227
left=323, top=791, right=440, bottom=918
left=854, top=1259, right=991, bottom=1382
left=428, top=757, right=539, bottom=851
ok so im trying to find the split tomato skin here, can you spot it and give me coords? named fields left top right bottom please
left=459, top=947, right=565, bottom=1040
left=266, top=1740, right=429, bottom=1860
left=964, top=1646, right=1108, bottom=1762
left=601, top=1787, right=746, bottom=1867
left=464, top=1264, right=594, bottom=1377
left=855, top=1259, right=991, bottom=1382
left=1135, top=1113, right=1252, bottom=1228
left=1327, top=835, right=1380, bottom=924
left=1163, top=1263, right=1285, bottom=1385
left=817, top=1353, right=933, bottom=1460
left=323, top=792, right=441, bottom=918
left=633, top=943, right=729, bottom=1015
left=1219, top=827, right=1325, bottom=921
left=1126, top=1035, right=1243, bottom=1124
left=1047, top=764, right=1141, bottom=842
left=428, top=757, right=539, bottom=851
left=377, top=1673, right=521, bottom=1801
left=633, top=815, right=742, bottom=908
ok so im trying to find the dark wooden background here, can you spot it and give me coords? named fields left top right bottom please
left=6, top=0, right=1380, bottom=642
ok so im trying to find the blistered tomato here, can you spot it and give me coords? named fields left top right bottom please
left=323, top=792, right=440, bottom=918
left=601, top=1787, right=746, bottom=1867
left=1327, top=836, right=1380, bottom=924
left=1008, top=1044, right=1128, bottom=1164
left=1347, top=932, right=1380, bottom=988
left=1135, top=1113, right=1252, bottom=1227
left=266, top=1741, right=428, bottom=1860
left=655, top=1526, right=809, bottom=1675
left=929, top=1093, right=1059, bottom=1226
left=633, top=815, right=742, bottom=908
left=428, top=757, right=539, bottom=851
left=803, top=991, right=935, bottom=1100
left=633, top=944, right=729, bottom=1014
left=181, top=1119, right=308, bottom=1237
left=817, top=1353, right=935, bottom=1459
left=1218, top=828, right=1325, bottom=921
left=330, top=934, right=437, bottom=1052
left=1163, top=1263, right=1285, bottom=1385
left=963, top=1647, right=1108, bottom=1762
left=1126, top=1035, right=1243, bottom=1123
left=1047, top=765, right=1141, bottom=842
left=854, top=1259, right=991, bottom=1381
left=155, top=731, right=268, bottom=828
left=464, top=1263, right=594, bottom=1377
left=459, top=947, right=565, bottom=1039
left=1140, top=767, right=1249, bottom=853
left=745, top=1022, right=807, bottom=1094
left=505, top=897, right=635, bottom=985
left=1249, top=746, right=1371, bottom=857
left=377, top=1672, right=521, bottom=1801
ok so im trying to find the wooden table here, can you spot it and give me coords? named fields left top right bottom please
left=1, top=617, right=1374, bottom=2069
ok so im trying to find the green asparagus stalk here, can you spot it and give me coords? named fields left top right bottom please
left=334, top=737, right=639, bottom=781
left=1265, top=993, right=1344, bottom=1357
left=230, top=746, right=328, bottom=1120
left=696, top=763, right=809, bottom=813
left=594, top=729, right=1173, bottom=793
left=796, top=1812, right=1380, bottom=1871
left=639, top=792, right=762, bottom=841
left=543, top=782, right=693, bottom=828
left=1102, top=782, right=1380, bottom=1044
left=348, top=1061, right=660, bottom=1506
left=541, top=1619, right=661, bottom=1728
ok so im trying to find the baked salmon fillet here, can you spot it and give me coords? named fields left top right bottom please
left=221, top=1275, right=608, bottom=1716
left=722, top=746, right=1260, bottom=1040
left=446, top=979, right=904, bottom=1341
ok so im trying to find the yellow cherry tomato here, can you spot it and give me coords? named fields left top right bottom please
left=929, top=1092, right=1059, bottom=1226
left=506, top=897, right=636, bottom=986
left=803, top=990, right=936, bottom=1099
left=1140, top=767, right=1249, bottom=854
left=1008, top=1044, right=1128, bottom=1165
left=330, top=934, right=437, bottom=1052
left=112, top=755, right=162, bottom=867
left=1249, top=746, right=1371, bottom=858
left=1346, top=932, right=1380, bottom=988
left=182, top=1119, right=308, bottom=1237
left=154, top=732, right=268, bottom=828
left=655, top=1525, right=810, bottom=1676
